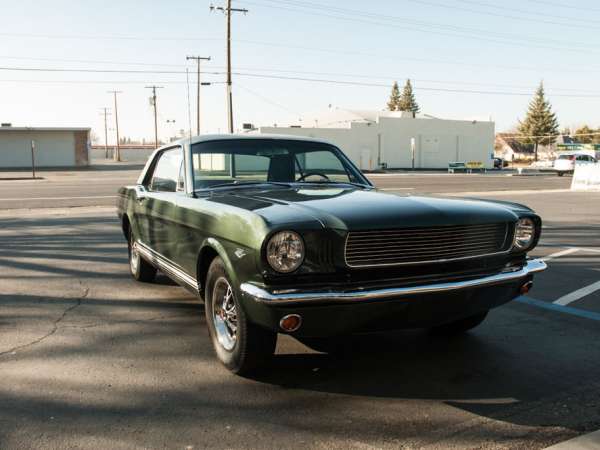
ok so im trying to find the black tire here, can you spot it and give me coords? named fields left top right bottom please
left=127, top=228, right=157, bottom=282
left=557, top=171, right=564, bottom=177
left=204, top=257, right=277, bottom=374
left=430, top=311, right=488, bottom=336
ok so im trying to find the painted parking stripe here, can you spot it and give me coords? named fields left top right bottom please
left=517, top=296, right=600, bottom=322
left=0, top=195, right=116, bottom=201
left=553, top=280, right=600, bottom=306
left=541, top=248, right=579, bottom=262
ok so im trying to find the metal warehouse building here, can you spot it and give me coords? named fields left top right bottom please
left=258, top=110, right=495, bottom=170
left=0, top=125, right=90, bottom=168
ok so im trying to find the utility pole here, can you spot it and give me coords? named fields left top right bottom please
left=108, top=91, right=123, bottom=161
left=211, top=1, right=248, bottom=133
left=186, top=56, right=211, bottom=136
left=145, top=85, right=164, bottom=149
left=99, top=108, right=111, bottom=159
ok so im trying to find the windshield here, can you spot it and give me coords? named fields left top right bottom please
left=191, top=139, right=369, bottom=189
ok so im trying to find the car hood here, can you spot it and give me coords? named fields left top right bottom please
left=210, top=186, right=521, bottom=230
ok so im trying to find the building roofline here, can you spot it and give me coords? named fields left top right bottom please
left=0, top=127, right=91, bottom=132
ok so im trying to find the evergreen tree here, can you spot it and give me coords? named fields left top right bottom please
left=518, top=82, right=559, bottom=161
left=398, top=79, right=420, bottom=115
left=574, top=125, right=598, bottom=144
left=387, top=81, right=401, bottom=111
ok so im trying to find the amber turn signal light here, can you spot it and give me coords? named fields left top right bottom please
left=279, top=314, right=302, bottom=332
left=520, top=281, right=533, bottom=295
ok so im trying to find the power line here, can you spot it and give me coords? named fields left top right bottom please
left=454, top=0, right=600, bottom=25
left=8, top=49, right=600, bottom=76
left=405, top=0, right=600, bottom=31
left=4, top=66, right=600, bottom=97
left=527, top=0, right=600, bottom=14
left=241, top=0, right=600, bottom=53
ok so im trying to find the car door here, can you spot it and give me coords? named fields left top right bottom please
left=142, top=146, right=184, bottom=262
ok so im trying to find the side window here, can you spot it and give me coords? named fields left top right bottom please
left=149, top=148, right=183, bottom=192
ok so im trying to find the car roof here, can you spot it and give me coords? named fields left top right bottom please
left=169, top=133, right=335, bottom=147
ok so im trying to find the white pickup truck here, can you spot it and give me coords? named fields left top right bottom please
left=553, top=152, right=598, bottom=176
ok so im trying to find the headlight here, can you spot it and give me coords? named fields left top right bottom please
left=266, top=231, right=305, bottom=273
left=513, top=218, right=535, bottom=250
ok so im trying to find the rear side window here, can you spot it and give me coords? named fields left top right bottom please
left=149, top=148, right=183, bottom=192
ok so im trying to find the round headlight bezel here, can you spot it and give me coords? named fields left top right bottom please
left=265, top=230, right=305, bottom=274
left=513, top=217, right=536, bottom=251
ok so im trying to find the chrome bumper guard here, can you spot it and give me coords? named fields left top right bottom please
left=241, top=259, right=547, bottom=305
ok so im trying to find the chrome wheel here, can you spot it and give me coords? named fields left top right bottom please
left=212, top=277, right=238, bottom=351
left=130, top=241, right=140, bottom=275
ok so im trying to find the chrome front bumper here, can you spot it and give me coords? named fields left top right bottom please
left=241, top=259, right=547, bottom=305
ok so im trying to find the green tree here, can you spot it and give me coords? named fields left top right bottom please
left=518, top=82, right=559, bottom=161
left=387, top=81, right=401, bottom=111
left=398, top=79, right=420, bottom=115
left=574, top=125, right=597, bottom=144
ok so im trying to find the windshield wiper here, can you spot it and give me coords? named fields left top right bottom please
left=299, top=180, right=373, bottom=189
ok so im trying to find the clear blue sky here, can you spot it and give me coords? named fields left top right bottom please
left=2, top=0, right=600, bottom=142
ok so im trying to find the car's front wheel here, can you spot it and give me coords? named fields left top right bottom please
left=205, top=257, right=277, bottom=374
left=430, top=311, right=488, bottom=335
left=128, top=228, right=157, bottom=282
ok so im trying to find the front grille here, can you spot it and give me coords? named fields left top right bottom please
left=345, top=223, right=511, bottom=268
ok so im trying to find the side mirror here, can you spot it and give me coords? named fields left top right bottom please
left=135, top=185, right=147, bottom=202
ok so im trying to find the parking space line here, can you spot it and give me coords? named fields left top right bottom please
left=553, top=280, right=600, bottom=306
left=0, top=195, right=117, bottom=201
left=517, top=296, right=600, bottom=322
left=541, top=248, right=579, bottom=262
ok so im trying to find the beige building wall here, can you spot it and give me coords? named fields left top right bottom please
left=260, top=116, right=495, bottom=170
left=0, top=128, right=90, bottom=168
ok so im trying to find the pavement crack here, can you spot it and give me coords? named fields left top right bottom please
left=0, top=283, right=89, bottom=358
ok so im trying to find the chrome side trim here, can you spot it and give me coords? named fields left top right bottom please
left=241, top=259, right=547, bottom=305
left=135, top=241, right=199, bottom=291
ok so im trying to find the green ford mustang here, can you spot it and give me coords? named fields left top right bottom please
left=117, top=134, right=546, bottom=374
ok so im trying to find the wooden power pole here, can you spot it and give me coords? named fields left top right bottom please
left=211, top=1, right=248, bottom=133
left=186, top=56, right=211, bottom=136
left=145, top=85, right=164, bottom=149
left=99, top=108, right=111, bottom=159
left=107, top=91, right=123, bottom=161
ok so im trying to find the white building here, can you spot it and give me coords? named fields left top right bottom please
left=258, top=110, right=495, bottom=170
left=0, top=125, right=90, bottom=168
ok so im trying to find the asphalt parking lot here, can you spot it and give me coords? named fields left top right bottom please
left=1, top=167, right=599, bottom=449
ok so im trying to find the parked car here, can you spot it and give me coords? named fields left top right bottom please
left=493, top=157, right=509, bottom=169
left=553, top=152, right=598, bottom=176
left=117, top=135, right=546, bottom=374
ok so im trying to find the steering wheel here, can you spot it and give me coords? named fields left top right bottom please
left=296, top=172, right=331, bottom=182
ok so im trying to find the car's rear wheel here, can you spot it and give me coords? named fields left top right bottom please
left=430, top=311, right=488, bottom=335
left=205, top=257, right=277, bottom=374
left=557, top=171, right=564, bottom=177
left=128, top=228, right=157, bottom=282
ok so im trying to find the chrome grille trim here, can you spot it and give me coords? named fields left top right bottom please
left=345, top=223, right=511, bottom=268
